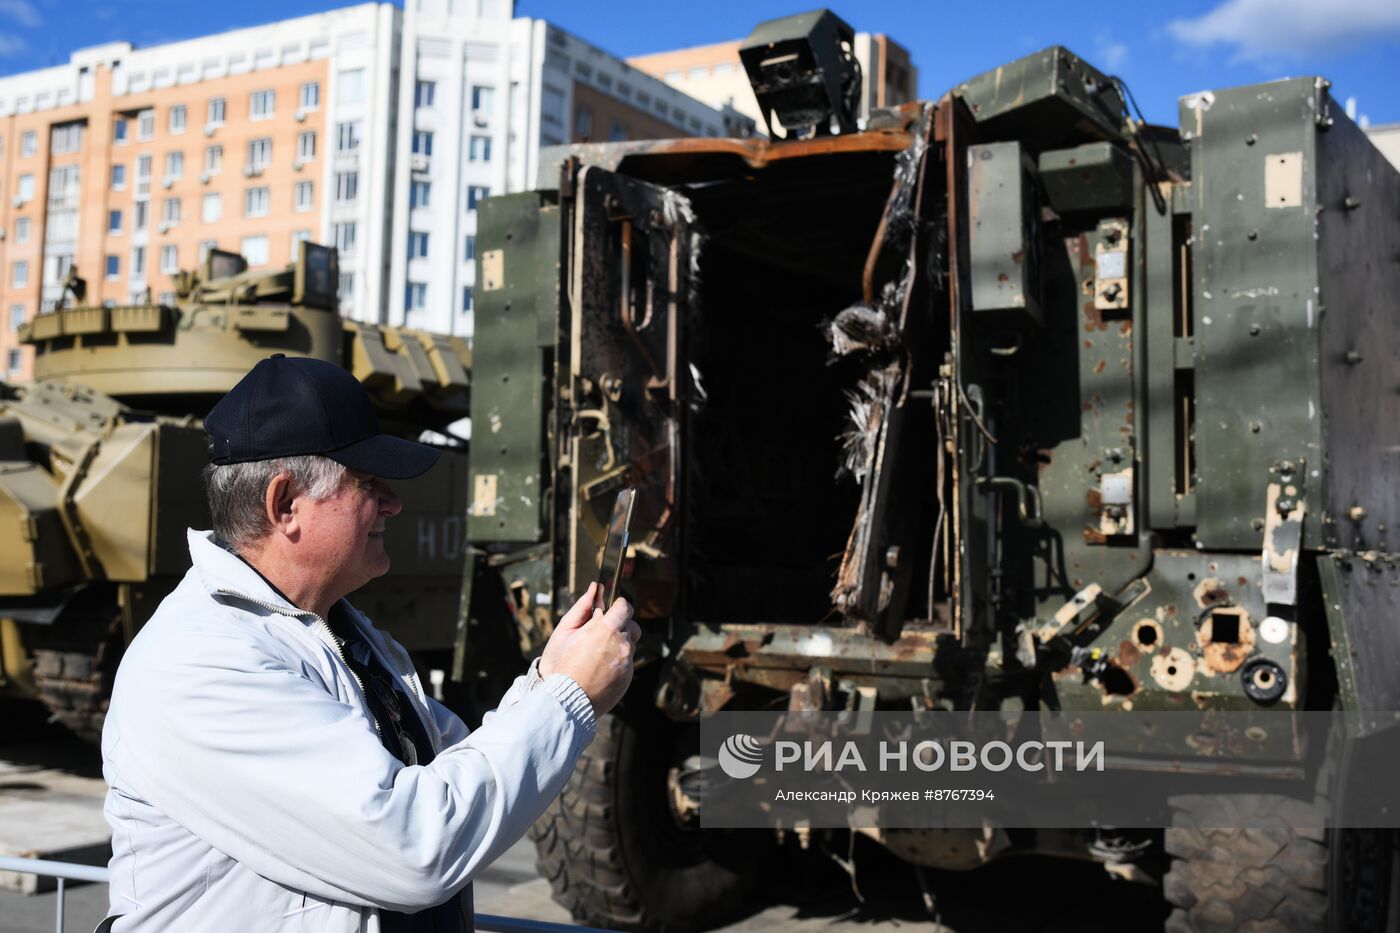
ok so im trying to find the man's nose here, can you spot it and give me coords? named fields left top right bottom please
left=379, top=482, right=403, bottom=517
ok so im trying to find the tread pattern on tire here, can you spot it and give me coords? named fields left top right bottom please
left=28, top=605, right=123, bottom=744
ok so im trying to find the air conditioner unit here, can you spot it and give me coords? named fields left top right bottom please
left=473, top=113, right=488, bottom=127
left=294, top=108, right=307, bottom=123
left=410, top=154, right=429, bottom=173
left=157, top=222, right=170, bottom=234
left=11, top=197, right=23, bottom=208
left=243, top=164, right=261, bottom=178
left=204, top=124, right=217, bottom=137
left=199, top=172, right=211, bottom=184
left=0, top=229, right=6, bottom=241
left=161, top=176, right=174, bottom=189
left=292, top=157, right=304, bottom=171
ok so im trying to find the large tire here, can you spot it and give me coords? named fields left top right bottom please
left=1164, top=799, right=1394, bottom=930
left=530, top=706, right=760, bottom=932
left=27, top=589, right=124, bottom=744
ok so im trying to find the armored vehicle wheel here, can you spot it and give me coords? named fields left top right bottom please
left=1164, top=794, right=1395, bottom=932
left=27, top=591, right=125, bottom=744
left=530, top=706, right=758, bottom=932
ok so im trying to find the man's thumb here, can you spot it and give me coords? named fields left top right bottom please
left=557, top=583, right=597, bottom=630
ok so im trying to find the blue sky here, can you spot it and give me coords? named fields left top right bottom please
left=2, top=0, right=1398, bottom=128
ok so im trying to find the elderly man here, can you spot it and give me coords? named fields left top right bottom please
left=99, top=355, right=637, bottom=932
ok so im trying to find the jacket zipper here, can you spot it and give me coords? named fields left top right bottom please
left=213, top=589, right=381, bottom=740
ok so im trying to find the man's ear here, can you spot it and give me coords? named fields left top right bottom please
left=264, top=472, right=299, bottom=537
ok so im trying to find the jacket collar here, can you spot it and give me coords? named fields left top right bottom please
left=187, top=528, right=311, bottom=617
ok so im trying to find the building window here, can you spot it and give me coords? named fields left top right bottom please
left=338, top=68, right=366, bottom=104
left=467, top=185, right=490, bottom=210
left=12, top=261, right=28, bottom=287
left=241, top=235, right=269, bottom=266
left=412, top=130, right=433, bottom=156
left=472, top=85, right=494, bottom=112
left=468, top=135, right=491, bottom=162
left=131, top=245, right=146, bottom=278
left=461, top=285, right=473, bottom=312
left=199, top=240, right=217, bottom=263
left=108, top=209, right=122, bottom=234
left=575, top=107, right=593, bottom=139
left=464, top=235, right=475, bottom=261
left=610, top=122, right=628, bottom=142
left=111, top=164, right=126, bottom=189
left=338, top=272, right=354, bottom=305
left=714, top=61, right=734, bottom=75
left=113, top=118, right=128, bottom=143
left=157, top=291, right=176, bottom=306
left=136, top=155, right=152, bottom=180
left=202, top=192, right=221, bottom=223
left=51, top=123, right=83, bottom=154
left=160, top=245, right=178, bottom=274
left=410, top=180, right=430, bottom=209
left=333, top=222, right=357, bottom=253
left=299, top=81, right=319, bottom=112
left=161, top=197, right=181, bottom=225
left=250, top=90, right=275, bottom=120
left=244, top=187, right=269, bottom=217
left=164, top=150, right=184, bottom=180
left=290, top=229, right=312, bottom=259
left=404, top=282, right=427, bottom=312
left=335, top=171, right=358, bottom=204
left=207, top=97, right=226, bottom=126
left=133, top=201, right=148, bottom=232
left=408, top=231, right=429, bottom=259
left=137, top=109, right=155, bottom=140
left=247, top=138, right=272, bottom=171
left=337, top=121, right=362, bottom=153
left=105, top=255, right=120, bottom=280
left=297, top=131, right=316, bottom=161
left=20, top=130, right=36, bottom=156
left=415, top=80, right=436, bottom=108
left=294, top=181, right=314, bottom=212
left=541, top=85, right=565, bottom=125
left=15, top=217, right=30, bottom=243
left=16, top=174, right=34, bottom=202
left=169, top=104, right=187, bottom=134
left=6, top=349, right=20, bottom=375
left=204, top=145, right=222, bottom=174
left=9, top=305, right=24, bottom=330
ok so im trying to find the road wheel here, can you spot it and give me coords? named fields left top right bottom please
left=1164, top=797, right=1395, bottom=931
left=530, top=705, right=759, bottom=932
left=27, top=588, right=124, bottom=744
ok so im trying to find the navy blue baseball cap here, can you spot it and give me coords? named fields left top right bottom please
left=205, top=355, right=441, bottom=479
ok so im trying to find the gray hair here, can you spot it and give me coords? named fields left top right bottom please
left=203, top=455, right=348, bottom=552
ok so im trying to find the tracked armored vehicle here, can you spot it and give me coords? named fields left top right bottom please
left=463, top=9, right=1400, bottom=931
left=0, top=244, right=480, bottom=740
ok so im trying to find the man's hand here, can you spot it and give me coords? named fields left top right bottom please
left=543, top=586, right=639, bottom=718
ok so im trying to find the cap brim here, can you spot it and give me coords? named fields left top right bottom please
left=327, top=433, right=442, bottom=479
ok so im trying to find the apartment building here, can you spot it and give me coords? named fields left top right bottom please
left=0, top=4, right=400, bottom=380
left=629, top=32, right=918, bottom=135
left=387, top=0, right=753, bottom=337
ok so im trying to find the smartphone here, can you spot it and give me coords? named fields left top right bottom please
left=595, top=488, right=637, bottom=615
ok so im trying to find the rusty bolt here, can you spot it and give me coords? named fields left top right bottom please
left=1344, top=196, right=1361, bottom=210
left=1349, top=505, right=1367, bottom=522
left=1346, top=350, right=1363, bottom=364
left=1245, top=133, right=1258, bottom=146
left=1277, top=497, right=1297, bottom=515
left=1102, top=283, right=1123, bottom=301
left=1252, top=518, right=1265, bottom=531
left=1247, top=229, right=1259, bottom=241
left=1249, top=323, right=1261, bottom=336
left=885, top=546, right=901, bottom=569
left=1249, top=420, right=1263, bottom=433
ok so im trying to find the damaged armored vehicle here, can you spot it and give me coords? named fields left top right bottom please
left=0, top=244, right=481, bottom=740
left=463, top=10, right=1400, bottom=932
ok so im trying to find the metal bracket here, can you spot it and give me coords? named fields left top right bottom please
left=1262, top=460, right=1306, bottom=606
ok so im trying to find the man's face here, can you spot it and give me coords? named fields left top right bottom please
left=296, top=467, right=403, bottom=597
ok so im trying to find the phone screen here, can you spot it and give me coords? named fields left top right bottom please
left=595, top=488, right=636, bottom=615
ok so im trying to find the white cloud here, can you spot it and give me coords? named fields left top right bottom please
left=1094, top=33, right=1128, bottom=72
left=0, top=34, right=26, bottom=57
left=0, top=0, right=41, bottom=29
left=1168, top=0, right=1400, bottom=63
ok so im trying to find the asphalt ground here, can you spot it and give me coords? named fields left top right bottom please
left=0, top=704, right=1166, bottom=933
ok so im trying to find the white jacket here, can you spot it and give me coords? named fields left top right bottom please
left=101, top=529, right=595, bottom=932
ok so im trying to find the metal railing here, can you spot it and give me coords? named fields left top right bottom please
left=0, top=855, right=614, bottom=933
